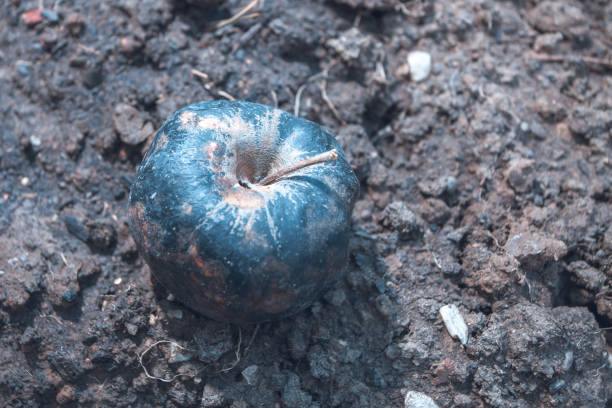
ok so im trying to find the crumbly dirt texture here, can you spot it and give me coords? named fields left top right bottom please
left=1, top=1, right=611, bottom=407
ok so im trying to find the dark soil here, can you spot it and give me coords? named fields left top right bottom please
left=1, top=0, right=611, bottom=407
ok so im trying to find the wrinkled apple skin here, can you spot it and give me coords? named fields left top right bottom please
left=128, top=100, right=359, bottom=324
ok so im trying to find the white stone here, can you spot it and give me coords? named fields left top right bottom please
left=404, top=391, right=439, bottom=408
left=439, top=304, right=469, bottom=345
left=407, top=51, right=432, bottom=82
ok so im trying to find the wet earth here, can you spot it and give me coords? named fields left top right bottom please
left=1, top=0, right=611, bottom=407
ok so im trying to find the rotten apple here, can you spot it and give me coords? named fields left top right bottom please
left=128, top=100, right=359, bottom=324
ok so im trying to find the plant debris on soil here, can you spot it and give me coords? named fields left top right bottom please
left=1, top=0, right=611, bottom=407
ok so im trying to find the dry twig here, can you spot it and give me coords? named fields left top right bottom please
left=215, top=0, right=260, bottom=30
left=138, top=340, right=194, bottom=382
left=531, top=53, right=612, bottom=70
left=218, top=327, right=243, bottom=373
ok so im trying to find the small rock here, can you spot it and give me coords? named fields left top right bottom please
left=532, top=97, right=566, bottom=122
left=40, top=29, right=59, bottom=52
left=374, top=294, right=395, bottom=317
left=417, top=176, right=459, bottom=206
left=61, top=288, right=77, bottom=303
left=119, top=36, right=144, bottom=56
left=113, top=103, right=153, bottom=145
left=83, top=62, right=104, bottom=89
left=505, top=158, right=534, bottom=193
left=439, top=304, right=468, bottom=345
left=568, top=261, right=605, bottom=292
left=530, top=120, right=548, bottom=140
left=404, top=391, right=439, bottom=408
left=533, top=32, right=563, bottom=53
left=65, top=14, right=85, bottom=37
left=526, top=1, right=589, bottom=39
left=382, top=201, right=424, bottom=241
left=200, top=384, right=224, bottom=407
left=505, top=232, right=567, bottom=271
left=326, top=27, right=374, bottom=66
left=22, top=9, right=43, bottom=27
left=56, top=384, right=75, bottom=405
left=241, top=365, right=258, bottom=385
left=86, top=220, right=117, bottom=252
left=596, top=297, right=612, bottom=322
left=41, top=9, right=60, bottom=24
left=407, top=51, right=432, bottom=82
left=549, top=379, right=566, bottom=393
left=562, top=350, right=574, bottom=372
left=125, top=322, right=138, bottom=336
left=64, top=215, right=89, bottom=242
left=420, top=198, right=451, bottom=227
left=16, top=61, right=33, bottom=77
left=568, top=107, right=612, bottom=141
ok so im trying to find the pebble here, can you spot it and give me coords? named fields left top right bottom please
left=404, top=391, right=439, bottom=408
left=562, top=351, right=573, bottom=372
left=526, top=1, right=588, bottom=39
left=61, top=288, right=77, bottom=303
left=16, top=62, right=32, bottom=77
left=113, top=103, right=153, bottom=145
left=65, top=14, right=85, bottom=37
left=56, top=384, right=75, bottom=405
left=382, top=201, right=424, bottom=241
left=241, top=365, right=258, bottom=385
left=407, top=51, right=432, bottom=82
left=83, top=63, right=104, bottom=89
left=22, top=9, right=43, bottom=27
left=439, top=304, right=468, bottom=345
left=125, top=322, right=138, bottom=336
left=21, top=177, right=30, bottom=186
left=504, top=158, right=534, bottom=193
left=549, top=379, right=566, bottom=393
left=41, top=10, right=60, bottom=24
left=201, top=384, right=224, bottom=407
left=533, top=32, right=563, bottom=53
left=505, top=232, right=567, bottom=271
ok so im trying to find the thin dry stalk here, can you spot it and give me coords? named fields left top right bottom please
left=138, top=340, right=193, bottom=383
left=531, top=53, right=612, bottom=70
left=319, top=80, right=346, bottom=125
left=258, top=150, right=338, bottom=186
left=215, top=0, right=260, bottom=30
left=218, top=327, right=243, bottom=373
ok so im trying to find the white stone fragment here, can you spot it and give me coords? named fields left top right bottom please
left=404, top=391, right=439, bottom=408
left=407, top=51, right=432, bottom=82
left=439, top=304, right=468, bottom=345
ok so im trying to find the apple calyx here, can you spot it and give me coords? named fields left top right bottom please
left=239, top=149, right=339, bottom=189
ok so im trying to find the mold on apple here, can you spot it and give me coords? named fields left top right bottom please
left=128, top=100, right=359, bottom=324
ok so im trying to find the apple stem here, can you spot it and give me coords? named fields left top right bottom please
left=257, top=149, right=339, bottom=186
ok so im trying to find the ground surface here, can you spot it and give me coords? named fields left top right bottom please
left=1, top=0, right=611, bottom=407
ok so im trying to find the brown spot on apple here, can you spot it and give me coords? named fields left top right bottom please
left=223, top=188, right=265, bottom=209
left=156, top=132, right=169, bottom=149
